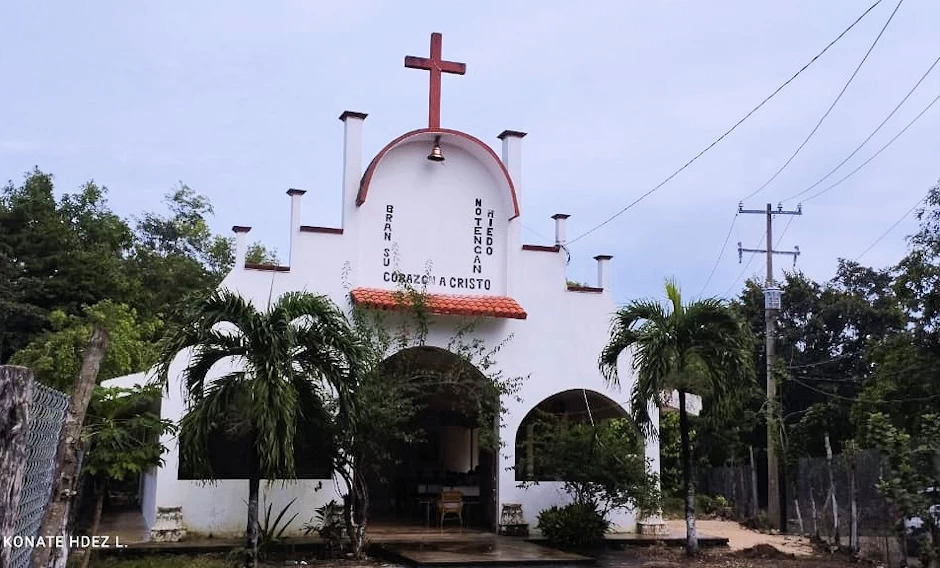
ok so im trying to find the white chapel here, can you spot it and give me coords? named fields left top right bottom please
left=106, top=32, right=666, bottom=538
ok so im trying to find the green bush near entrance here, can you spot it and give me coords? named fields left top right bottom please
left=536, top=503, right=610, bottom=550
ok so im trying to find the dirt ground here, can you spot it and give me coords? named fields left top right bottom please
left=603, top=545, right=865, bottom=567
left=668, top=519, right=816, bottom=556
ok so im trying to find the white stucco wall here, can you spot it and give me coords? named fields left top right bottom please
left=120, top=120, right=658, bottom=537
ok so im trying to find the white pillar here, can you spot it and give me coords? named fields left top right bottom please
left=594, top=254, right=612, bottom=290
left=638, top=401, right=668, bottom=534
left=286, top=188, right=305, bottom=266
left=339, top=111, right=367, bottom=229
left=232, top=226, right=251, bottom=270
left=552, top=214, right=569, bottom=246
left=499, top=130, right=526, bottom=297
left=497, top=130, right=526, bottom=212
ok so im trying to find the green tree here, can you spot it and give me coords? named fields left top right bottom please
left=599, top=279, right=754, bottom=555
left=126, top=184, right=279, bottom=326
left=0, top=169, right=135, bottom=361
left=522, top=413, right=659, bottom=516
left=862, top=412, right=940, bottom=567
left=79, top=385, right=176, bottom=568
left=154, top=290, right=361, bottom=568
left=9, top=300, right=162, bottom=392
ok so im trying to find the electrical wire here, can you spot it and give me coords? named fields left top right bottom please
left=789, top=375, right=940, bottom=404
left=522, top=223, right=553, bottom=243
left=697, top=213, right=738, bottom=297
left=787, top=354, right=858, bottom=370
left=740, top=0, right=905, bottom=202
left=801, top=91, right=940, bottom=204
left=854, top=193, right=927, bottom=261
left=562, top=0, right=886, bottom=247
left=775, top=215, right=796, bottom=249
left=783, top=51, right=940, bottom=203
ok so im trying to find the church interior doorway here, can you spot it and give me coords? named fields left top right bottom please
left=366, top=346, right=498, bottom=530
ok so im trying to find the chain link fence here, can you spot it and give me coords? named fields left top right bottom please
left=698, top=450, right=904, bottom=565
left=9, top=383, right=69, bottom=568
left=790, top=450, right=900, bottom=563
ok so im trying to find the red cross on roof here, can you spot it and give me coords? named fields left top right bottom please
left=404, top=33, right=466, bottom=129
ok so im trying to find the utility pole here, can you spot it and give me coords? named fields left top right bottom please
left=738, top=202, right=801, bottom=531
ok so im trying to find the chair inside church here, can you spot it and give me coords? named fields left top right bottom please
left=437, top=490, right=464, bottom=529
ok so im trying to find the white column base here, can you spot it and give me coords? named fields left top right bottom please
left=150, top=507, right=187, bottom=542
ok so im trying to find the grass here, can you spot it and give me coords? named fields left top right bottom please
left=90, top=554, right=236, bottom=568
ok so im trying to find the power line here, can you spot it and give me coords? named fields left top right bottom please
left=787, top=354, right=859, bottom=370
left=563, top=1, right=886, bottom=247
left=740, top=0, right=904, bottom=202
left=789, top=375, right=940, bottom=404
left=776, top=215, right=796, bottom=249
left=783, top=51, right=940, bottom=203
left=701, top=210, right=795, bottom=299
left=801, top=91, right=940, bottom=203
left=854, top=193, right=927, bottom=261
left=697, top=213, right=738, bottom=297
left=522, top=223, right=553, bottom=243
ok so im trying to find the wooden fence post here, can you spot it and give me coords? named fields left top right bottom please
left=0, top=366, right=34, bottom=568
left=31, top=326, right=108, bottom=568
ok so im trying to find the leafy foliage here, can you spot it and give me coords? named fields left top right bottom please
left=599, top=278, right=755, bottom=432
left=303, top=500, right=344, bottom=558
left=10, top=300, right=162, bottom=392
left=536, top=503, right=611, bottom=550
left=154, top=289, right=360, bottom=565
left=599, top=279, right=754, bottom=554
left=520, top=412, right=659, bottom=517
left=861, top=412, right=940, bottom=562
left=256, top=498, right=298, bottom=560
left=83, top=385, right=176, bottom=482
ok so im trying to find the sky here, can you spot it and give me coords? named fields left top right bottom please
left=2, top=1, right=939, bottom=306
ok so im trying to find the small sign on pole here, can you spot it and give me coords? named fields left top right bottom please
left=763, top=286, right=782, bottom=310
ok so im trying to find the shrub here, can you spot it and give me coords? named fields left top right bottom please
left=536, top=502, right=610, bottom=550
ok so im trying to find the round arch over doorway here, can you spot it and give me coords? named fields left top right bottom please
left=514, top=389, right=630, bottom=482
left=366, top=345, right=500, bottom=530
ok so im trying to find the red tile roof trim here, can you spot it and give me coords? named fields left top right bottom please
left=350, top=287, right=527, bottom=320
left=522, top=244, right=560, bottom=252
left=567, top=285, right=603, bottom=293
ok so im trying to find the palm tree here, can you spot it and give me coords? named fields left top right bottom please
left=598, top=279, right=753, bottom=555
left=154, top=290, right=362, bottom=568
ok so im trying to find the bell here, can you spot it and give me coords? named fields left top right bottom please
left=427, top=137, right=445, bottom=162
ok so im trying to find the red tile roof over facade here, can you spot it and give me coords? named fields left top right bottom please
left=350, top=287, right=527, bottom=320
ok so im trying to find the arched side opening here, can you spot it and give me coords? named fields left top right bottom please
left=367, top=345, right=499, bottom=530
left=514, top=389, right=631, bottom=482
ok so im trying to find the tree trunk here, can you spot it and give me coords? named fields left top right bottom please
left=809, top=486, right=820, bottom=541
left=678, top=390, right=698, bottom=555
left=748, top=445, right=759, bottom=520
left=340, top=462, right=369, bottom=559
left=849, top=455, right=858, bottom=554
left=32, top=326, right=109, bottom=568
left=0, top=366, right=33, bottom=568
left=352, top=470, right=369, bottom=559
left=824, top=432, right=839, bottom=547
left=79, top=480, right=106, bottom=568
left=794, top=497, right=804, bottom=535
left=246, top=474, right=260, bottom=568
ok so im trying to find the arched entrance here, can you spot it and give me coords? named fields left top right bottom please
left=366, top=346, right=498, bottom=530
left=514, top=389, right=631, bottom=481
